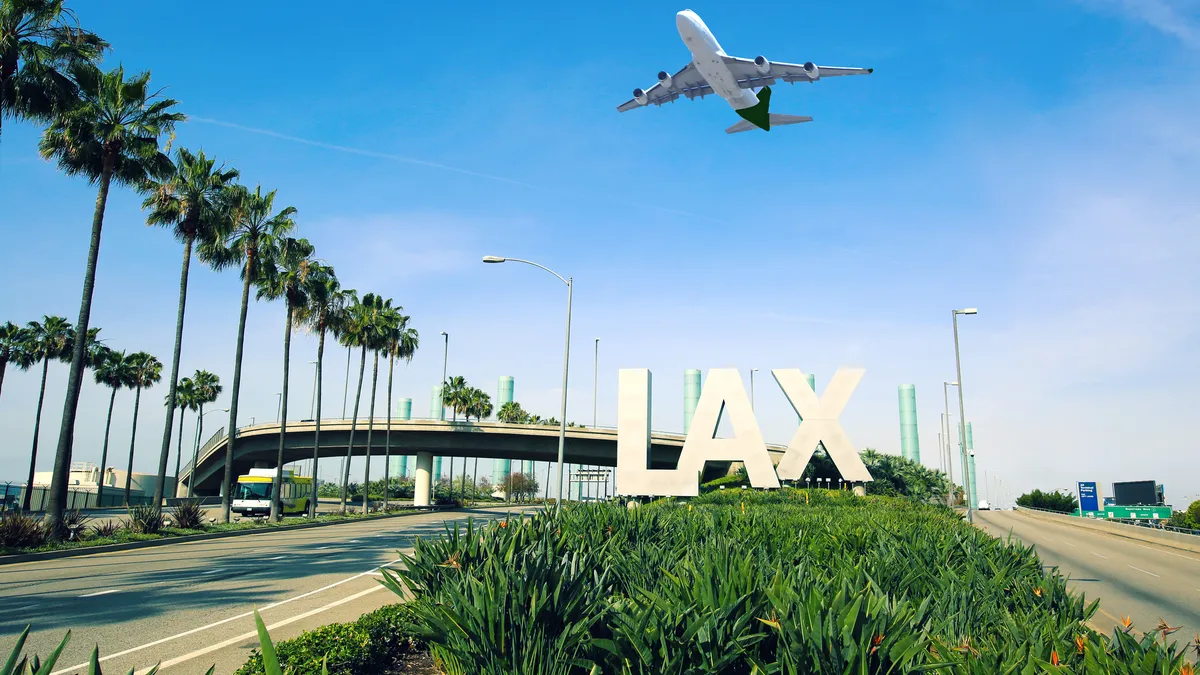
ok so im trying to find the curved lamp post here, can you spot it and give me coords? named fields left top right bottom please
left=483, top=256, right=572, bottom=507
left=952, top=307, right=977, bottom=522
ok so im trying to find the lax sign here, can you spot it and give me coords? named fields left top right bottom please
left=616, top=368, right=871, bottom=497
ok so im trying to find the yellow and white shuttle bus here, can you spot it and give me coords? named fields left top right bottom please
left=232, top=468, right=313, bottom=517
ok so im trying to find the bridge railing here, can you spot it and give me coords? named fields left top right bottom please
left=1015, top=505, right=1199, bottom=537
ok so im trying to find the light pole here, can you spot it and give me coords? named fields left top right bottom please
left=308, top=361, right=319, bottom=419
left=750, top=368, right=759, bottom=411
left=484, top=256, right=572, bottom=508
left=275, top=392, right=282, bottom=423
left=952, top=307, right=977, bottom=522
left=439, top=332, right=448, bottom=419
left=189, top=407, right=229, bottom=498
left=592, top=337, right=599, bottom=501
left=942, top=382, right=958, bottom=488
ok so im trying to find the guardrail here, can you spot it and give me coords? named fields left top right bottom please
left=1014, top=504, right=1198, bottom=537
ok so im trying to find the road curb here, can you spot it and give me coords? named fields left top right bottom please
left=0, top=505, right=460, bottom=566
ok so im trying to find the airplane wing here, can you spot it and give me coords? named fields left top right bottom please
left=616, top=62, right=714, bottom=112
left=721, top=56, right=872, bottom=89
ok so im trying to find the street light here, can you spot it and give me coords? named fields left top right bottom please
left=484, top=255, right=573, bottom=507
left=952, top=308, right=977, bottom=522
left=750, top=368, right=759, bottom=411
left=308, top=361, right=319, bottom=419
left=942, top=382, right=958, bottom=486
left=275, top=392, right=282, bottom=424
left=592, top=337, right=599, bottom=502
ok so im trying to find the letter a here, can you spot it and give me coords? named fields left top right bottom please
left=772, top=368, right=872, bottom=482
left=676, top=369, right=780, bottom=492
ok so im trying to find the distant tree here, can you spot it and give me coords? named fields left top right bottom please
left=380, top=311, right=417, bottom=509
left=1016, top=489, right=1078, bottom=514
left=0, top=321, right=27, bottom=402
left=123, top=351, right=162, bottom=505
left=15, top=315, right=72, bottom=510
left=187, top=369, right=222, bottom=498
left=503, top=472, right=539, bottom=501
left=92, top=347, right=134, bottom=505
left=167, top=375, right=197, bottom=500
left=859, top=449, right=952, bottom=503
left=496, top=401, right=527, bottom=424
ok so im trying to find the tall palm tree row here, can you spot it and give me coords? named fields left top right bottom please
left=382, top=312, right=418, bottom=510
left=143, top=147, right=239, bottom=508
left=441, top=375, right=469, bottom=494
left=91, top=346, right=134, bottom=506
left=199, top=185, right=296, bottom=522
left=186, top=369, right=222, bottom=498
left=15, top=316, right=72, bottom=510
left=293, top=269, right=350, bottom=518
left=0, top=0, right=107, bottom=144
left=254, top=236, right=320, bottom=520
left=122, top=351, right=161, bottom=505
left=39, top=62, right=183, bottom=524
left=0, top=321, right=24, bottom=400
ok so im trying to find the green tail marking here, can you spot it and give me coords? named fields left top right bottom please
left=734, top=85, right=772, bottom=131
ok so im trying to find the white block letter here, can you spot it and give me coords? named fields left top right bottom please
left=772, top=368, right=872, bottom=482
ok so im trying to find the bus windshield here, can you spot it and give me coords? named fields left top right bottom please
left=235, top=482, right=272, bottom=500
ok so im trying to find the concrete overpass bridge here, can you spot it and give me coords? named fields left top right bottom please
left=179, top=418, right=787, bottom=503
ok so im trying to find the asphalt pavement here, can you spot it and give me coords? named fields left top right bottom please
left=0, top=504, right=538, bottom=674
left=976, top=509, right=1200, bottom=645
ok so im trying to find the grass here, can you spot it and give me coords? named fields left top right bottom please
left=0, top=506, right=436, bottom=556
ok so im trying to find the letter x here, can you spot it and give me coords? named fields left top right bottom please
left=771, top=368, right=872, bottom=482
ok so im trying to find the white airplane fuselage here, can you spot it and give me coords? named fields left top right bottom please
left=675, top=10, right=759, bottom=111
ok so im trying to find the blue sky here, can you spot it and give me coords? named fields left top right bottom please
left=2, top=0, right=1199, bottom=505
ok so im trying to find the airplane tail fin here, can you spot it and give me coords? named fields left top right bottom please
left=726, top=113, right=813, bottom=134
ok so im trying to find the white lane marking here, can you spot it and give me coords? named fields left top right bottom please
left=345, top=540, right=361, bottom=543
left=50, top=560, right=401, bottom=675
left=9, top=603, right=38, bottom=611
left=141, top=585, right=385, bottom=674
left=1060, top=541, right=1077, bottom=548
left=265, top=555, right=286, bottom=561
left=1092, top=552, right=1109, bottom=559
left=200, top=568, right=225, bottom=575
left=79, top=589, right=120, bottom=598
left=315, top=546, right=331, bottom=550
left=1127, top=565, right=1160, bottom=578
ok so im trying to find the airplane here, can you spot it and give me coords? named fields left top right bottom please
left=617, top=10, right=873, bottom=134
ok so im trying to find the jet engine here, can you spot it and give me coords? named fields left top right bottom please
left=657, top=71, right=673, bottom=89
left=753, top=55, right=771, bottom=75
left=633, top=88, right=648, bottom=105
left=803, top=61, right=820, bottom=80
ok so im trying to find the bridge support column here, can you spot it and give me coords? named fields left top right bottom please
left=414, top=451, right=433, bottom=506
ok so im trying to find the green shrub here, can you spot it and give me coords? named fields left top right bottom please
left=125, top=504, right=164, bottom=534
left=235, top=604, right=421, bottom=675
left=169, top=500, right=205, bottom=529
left=382, top=492, right=1189, bottom=673
left=0, top=511, right=48, bottom=549
left=90, top=519, right=123, bottom=538
left=1017, top=488, right=1079, bottom=513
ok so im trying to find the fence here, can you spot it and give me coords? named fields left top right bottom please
left=0, top=484, right=153, bottom=512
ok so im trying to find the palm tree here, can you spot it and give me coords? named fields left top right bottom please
left=254, top=236, right=319, bottom=520
left=92, top=347, right=133, bottom=506
left=381, top=311, right=418, bottom=510
left=0, top=0, right=107, bottom=144
left=186, top=369, right=221, bottom=498
left=358, top=296, right=398, bottom=515
left=39, top=63, right=182, bottom=526
left=293, top=269, right=349, bottom=518
left=15, top=315, right=71, bottom=510
left=0, top=320, right=26, bottom=402
left=465, top=387, right=493, bottom=501
left=441, top=375, right=468, bottom=498
left=123, top=351, right=161, bottom=505
left=336, top=293, right=390, bottom=513
left=496, top=400, right=528, bottom=424
left=143, top=147, right=239, bottom=509
left=167, top=375, right=196, bottom=501
left=198, top=185, right=295, bottom=522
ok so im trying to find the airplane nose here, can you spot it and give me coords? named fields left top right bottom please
left=676, top=9, right=699, bottom=34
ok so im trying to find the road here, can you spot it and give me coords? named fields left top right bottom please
left=0, top=505, right=537, bottom=674
left=976, top=509, right=1200, bottom=646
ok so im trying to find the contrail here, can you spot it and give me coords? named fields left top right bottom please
left=190, top=116, right=722, bottom=223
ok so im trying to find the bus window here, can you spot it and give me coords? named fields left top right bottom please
left=236, top=482, right=271, bottom=500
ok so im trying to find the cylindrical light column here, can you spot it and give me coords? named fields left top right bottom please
left=494, top=376, right=515, bottom=484
left=683, top=369, right=701, bottom=435
left=897, top=384, right=920, bottom=463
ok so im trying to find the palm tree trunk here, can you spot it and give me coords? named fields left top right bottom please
left=383, top=353, right=394, bottom=509
left=47, top=162, right=116, bottom=527
left=221, top=251, right=256, bottom=523
left=172, top=406, right=186, bottom=502
left=0, top=359, right=8, bottom=400
left=96, top=386, right=118, bottom=507
left=309, top=327, right=325, bottom=519
left=271, top=305, right=294, bottom=521
left=361, top=352, right=380, bottom=515
left=189, top=402, right=204, bottom=499
left=154, top=234, right=194, bottom=508
left=125, top=385, right=144, bottom=506
left=21, top=358, right=51, bottom=511
left=340, top=346, right=367, bottom=513
left=472, top=457, right=479, bottom=505
left=544, top=461, right=551, bottom=502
